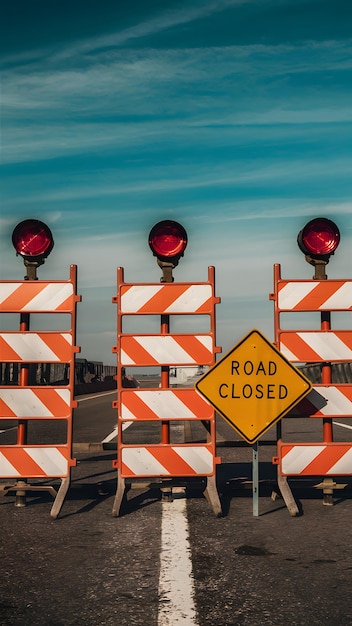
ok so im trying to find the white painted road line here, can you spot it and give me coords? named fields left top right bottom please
left=101, top=421, right=132, bottom=443
left=0, top=426, right=18, bottom=435
left=333, top=421, right=352, bottom=430
left=158, top=492, right=198, bottom=626
left=101, top=427, right=117, bottom=443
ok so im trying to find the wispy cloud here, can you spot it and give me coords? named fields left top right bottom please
left=2, top=31, right=352, bottom=172
left=2, top=1, right=352, bottom=361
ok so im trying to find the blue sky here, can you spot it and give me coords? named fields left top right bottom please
left=1, top=0, right=352, bottom=366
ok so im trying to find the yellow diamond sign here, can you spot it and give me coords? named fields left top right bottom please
left=195, top=329, right=312, bottom=444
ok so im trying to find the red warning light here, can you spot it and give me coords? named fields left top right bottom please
left=297, top=218, right=340, bottom=257
left=148, top=220, right=188, bottom=261
left=12, top=219, right=54, bottom=260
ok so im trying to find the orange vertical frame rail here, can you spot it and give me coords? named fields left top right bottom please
left=0, top=265, right=81, bottom=518
left=112, top=266, right=222, bottom=516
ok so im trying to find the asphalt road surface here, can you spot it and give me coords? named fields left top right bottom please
left=1, top=389, right=352, bottom=625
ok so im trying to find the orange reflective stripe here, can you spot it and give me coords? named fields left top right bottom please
left=153, top=447, right=199, bottom=474
left=7, top=449, right=44, bottom=476
left=37, top=333, right=72, bottom=361
left=301, top=445, right=351, bottom=475
left=121, top=389, right=213, bottom=421
left=0, top=397, right=17, bottom=418
left=173, top=335, right=212, bottom=363
left=35, top=389, right=71, bottom=417
left=139, top=284, right=187, bottom=313
left=0, top=335, right=20, bottom=360
left=122, top=392, right=157, bottom=420
left=56, top=295, right=74, bottom=311
left=295, top=281, right=346, bottom=310
left=173, top=389, right=213, bottom=417
left=122, top=336, right=158, bottom=365
left=0, top=283, right=44, bottom=311
left=280, top=333, right=320, bottom=361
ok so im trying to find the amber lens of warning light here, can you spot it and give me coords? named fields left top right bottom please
left=297, top=218, right=340, bottom=256
left=148, top=220, right=188, bottom=260
left=12, top=219, right=54, bottom=259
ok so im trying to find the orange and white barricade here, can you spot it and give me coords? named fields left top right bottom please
left=0, top=266, right=80, bottom=517
left=112, top=266, right=222, bottom=516
left=270, top=264, right=352, bottom=514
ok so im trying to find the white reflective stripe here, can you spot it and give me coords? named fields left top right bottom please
left=279, top=344, right=298, bottom=361
left=196, top=335, right=212, bottom=350
left=121, top=404, right=136, bottom=419
left=297, top=332, right=352, bottom=360
left=120, top=349, right=135, bottom=365
left=0, top=284, right=19, bottom=301
left=0, top=452, right=20, bottom=477
left=133, top=390, right=197, bottom=419
left=282, top=446, right=325, bottom=474
left=321, top=283, right=352, bottom=309
left=0, top=389, right=52, bottom=417
left=278, top=283, right=316, bottom=309
left=333, top=421, right=352, bottom=431
left=121, top=285, right=162, bottom=312
left=56, top=389, right=71, bottom=404
left=1, top=334, right=59, bottom=360
left=122, top=448, right=168, bottom=475
left=327, top=448, right=352, bottom=474
left=25, top=447, right=68, bottom=476
left=136, top=337, right=195, bottom=363
left=318, top=387, right=352, bottom=416
left=22, top=283, right=73, bottom=310
left=172, top=446, right=213, bottom=473
left=165, top=285, right=212, bottom=312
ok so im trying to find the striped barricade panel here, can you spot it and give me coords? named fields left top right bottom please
left=114, top=268, right=220, bottom=494
left=0, top=387, right=74, bottom=419
left=271, top=266, right=352, bottom=490
left=0, top=446, right=74, bottom=478
left=288, top=384, right=352, bottom=418
left=119, top=283, right=215, bottom=314
left=120, top=334, right=214, bottom=366
left=0, top=267, right=80, bottom=506
left=277, top=442, right=352, bottom=476
left=0, top=281, right=76, bottom=313
left=120, top=444, right=216, bottom=477
left=0, top=332, right=74, bottom=362
left=277, top=280, right=352, bottom=311
left=278, top=331, right=352, bottom=363
left=120, top=388, right=213, bottom=420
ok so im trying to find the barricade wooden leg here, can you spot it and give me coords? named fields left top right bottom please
left=112, top=469, right=126, bottom=517
left=203, top=475, right=222, bottom=517
left=277, top=472, right=299, bottom=517
left=50, top=477, right=70, bottom=519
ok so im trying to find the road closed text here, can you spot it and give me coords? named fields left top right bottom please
left=218, top=359, right=288, bottom=400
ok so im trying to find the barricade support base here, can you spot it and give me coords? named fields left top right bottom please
left=204, top=475, right=222, bottom=517
left=50, top=477, right=71, bottom=519
left=277, top=473, right=300, bottom=516
left=112, top=470, right=127, bottom=517
left=0, top=476, right=71, bottom=519
left=112, top=471, right=222, bottom=517
left=315, top=478, right=347, bottom=506
left=0, top=481, right=58, bottom=500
